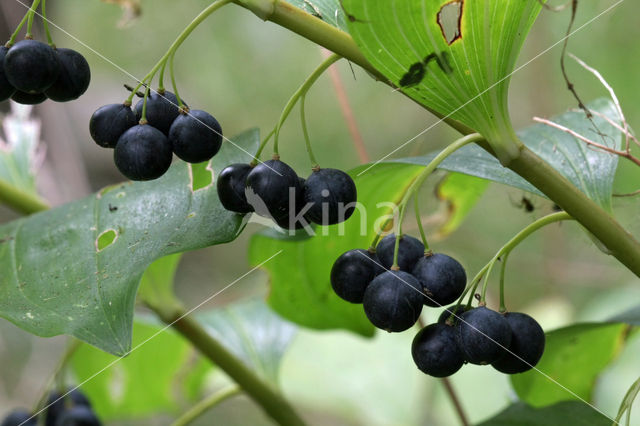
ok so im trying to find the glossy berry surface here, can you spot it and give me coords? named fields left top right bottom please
left=412, top=323, right=465, bottom=377
left=245, top=159, right=302, bottom=220
left=45, top=389, right=91, bottom=426
left=0, top=46, right=16, bottom=101
left=275, top=177, right=312, bottom=230
left=44, top=48, right=91, bottom=102
left=331, top=249, right=384, bottom=303
left=4, top=40, right=60, bottom=93
left=491, top=312, right=545, bottom=374
left=363, top=270, right=423, bottom=332
left=412, top=253, right=466, bottom=307
left=89, top=103, right=137, bottom=148
left=11, top=90, right=47, bottom=105
left=1, top=410, right=35, bottom=426
left=437, top=304, right=472, bottom=325
left=217, top=163, right=254, bottom=213
left=114, top=124, right=172, bottom=181
left=134, top=91, right=185, bottom=135
left=456, top=307, right=512, bottom=365
left=168, top=110, right=222, bottom=163
left=55, top=406, right=101, bottom=426
left=303, top=168, right=357, bottom=225
left=376, top=234, right=424, bottom=271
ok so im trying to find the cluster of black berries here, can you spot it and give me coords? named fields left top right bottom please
left=1, top=389, right=101, bottom=426
left=217, top=159, right=357, bottom=229
left=0, top=40, right=90, bottom=105
left=89, top=90, right=223, bottom=181
left=330, top=233, right=546, bottom=378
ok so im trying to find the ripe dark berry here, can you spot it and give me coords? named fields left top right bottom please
left=303, top=168, right=357, bottom=225
left=456, top=307, right=512, bottom=365
left=330, top=249, right=384, bottom=303
left=4, top=40, right=60, bottom=93
left=1, top=410, right=35, bottom=426
left=55, top=406, right=101, bottom=426
left=491, top=312, right=545, bottom=374
left=412, top=253, right=466, bottom=307
left=245, top=159, right=302, bottom=220
left=168, top=110, right=222, bottom=163
left=11, top=90, right=47, bottom=105
left=275, top=177, right=313, bottom=230
left=376, top=234, right=424, bottom=271
left=89, top=103, right=137, bottom=148
left=363, top=270, right=423, bottom=332
left=44, top=48, right=91, bottom=102
left=412, top=323, right=465, bottom=377
left=114, top=124, right=172, bottom=181
left=217, top=163, right=254, bottom=213
left=45, top=389, right=91, bottom=426
left=0, top=46, right=16, bottom=101
left=437, top=304, right=471, bottom=325
left=134, top=91, right=185, bottom=135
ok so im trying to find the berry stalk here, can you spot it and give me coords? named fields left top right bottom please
left=414, top=192, right=430, bottom=252
left=41, top=0, right=54, bottom=46
left=26, top=0, right=42, bottom=38
left=171, top=386, right=241, bottom=426
left=169, top=51, right=185, bottom=108
left=299, top=94, right=319, bottom=168
left=6, top=10, right=30, bottom=47
left=250, top=127, right=276, bottom=166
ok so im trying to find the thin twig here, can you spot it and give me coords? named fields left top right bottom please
left=440, top=378, right=470, bottom=426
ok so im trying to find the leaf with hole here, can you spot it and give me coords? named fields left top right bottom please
left=0, top=129, right=258, bottom=356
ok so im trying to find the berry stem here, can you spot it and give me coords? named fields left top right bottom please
left=41, top=0, right=54, bottom=46
left=140, top=86, right=151, bottom=123
left=273, top=53, right=341, bottom=155
left=392, top=232, right=402, bottom=269
left=26, top=0, right=42, bottom=38
left=299, top=94, right=319, bottom=168
left=499, top=252, right=509, bottom=312
left=250, top=127, right=277, bottom=166
left=169, top=51, right=185, bottom=108
left=414, top=192, right=430, bottom=252
left=171, top=386, right=241, bottom=426
left=6, top=12, right=30, bottom=47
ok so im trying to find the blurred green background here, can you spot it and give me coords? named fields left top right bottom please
left=1, top=0, right=640, bottom=424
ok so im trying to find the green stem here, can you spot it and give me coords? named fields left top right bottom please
left=299, top=94, right=319, bottom=168
left=169, top=52, right=185, bottom=108
left=273, top=53, right=340, bottom=155
left=156, top=309, right=306, bottom=426
left=414, top=192, right=430, bottom=252
left=0, top=179, right=49, bottom=214
left=250, top=127, right=276, bottom=166
left=171, top=386, right=241, bottom=426
left=41, top=0, right=54, bottom=46
left=26, top=0, right=42, bottom=38
left=6, top=13, right=30, bottom=47
left=499, top=252, right=509, bottom=312
left=140, top=86, right=150, bottom=123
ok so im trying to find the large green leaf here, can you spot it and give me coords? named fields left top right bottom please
left=366, top=98, right=621, bottom=211
left=0, top=129, right=259, bottom=355
left=434, top=172, right=488, bottom=238
left=343, top=0, right=543, bottom=158
left=249, top=163, right=423, bottom=336
left=511, top=323, right=628, bottom=407
left=475, top=401, right=610, bottom=426
left=70, top=299, right=295, bottom=421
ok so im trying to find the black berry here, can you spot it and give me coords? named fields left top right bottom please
left=363, top=270, right=423, bottom=332
left=1, top=410, right=35, bottom=426
left=376, top=234, right=424, bottom=271
left=4, top=40, right=60, bottom=93
left=274, top=177, right=312, bottom=230
left=303, top=168, right=357, bottom=225
left=0, top=46, right=16, bottom=101
left=168, top=110, right=222, bottom=163
left=330, top=249, right=384, bottom=303
left=412, top=323, right=465, bottom=377
left=89, top=103, right=137, bottom=148
left=217, top=163, right=254, bottom=213
left=45, top=389, right=91, bottom=426
left=245, top=159, right=302, bottom=220
left=437, top=304, right=471, bottom=325
left=54, top=406, right=101, bottom=426
left=491, top=312, right=545, bottom=374
left=412, top=253, right=466, bottom=307
left=11, top=90, right=47, bottom=105
left=134, top=91, right=185, bottom=135
left=44, top=48, right=91, bottom=102
left=456, top=306, right=512, bottom=365
left=114, top=124, right=172, bottom=181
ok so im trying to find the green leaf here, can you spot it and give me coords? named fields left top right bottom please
left=286, top=0, right=347, bottom=30
left=0, top=129, right=259, bottom=356
left=0, top=104, right=40, bottom=194
left=343, top=0, right=543, bottom=159
left=475, top=401, right=610, bottom=426
left=70, top=300, right=295, bottom=420
left=434, top=173, right=488, bottom=238
left=373, top=98, right=621, bottom=210
left=511, top=323, right=628, bottom=407
left=249, top=163, right=423, bottom=336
